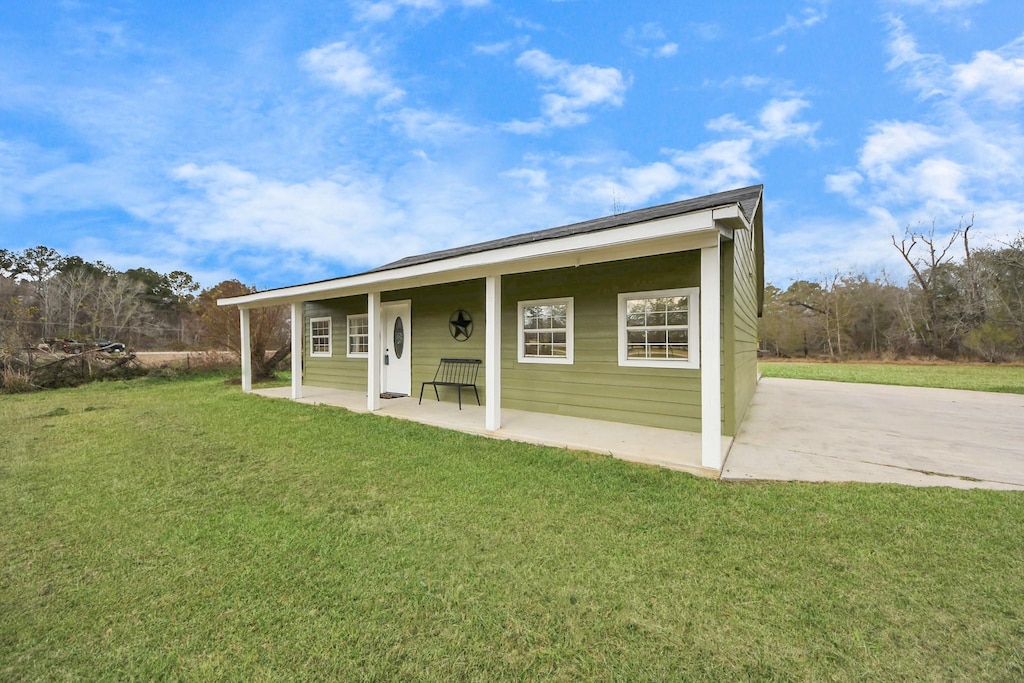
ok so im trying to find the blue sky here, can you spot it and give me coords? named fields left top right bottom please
left=1, top=0, right=1022, bottom=290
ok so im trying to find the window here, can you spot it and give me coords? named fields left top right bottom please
left=346, top=314, right=368, bottom=357
left=518, top=297, right=573, bottom=364
left=617, top=288, right=699, bottom=369
left=310, top=317, right=332, bottom=357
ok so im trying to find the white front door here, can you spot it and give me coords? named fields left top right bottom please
left=382, top=300, right=411, bottom=396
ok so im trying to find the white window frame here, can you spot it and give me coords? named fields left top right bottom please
left=517, top=297, right=574, bottom=365
left=617, top=287, right=700, bottom=370
left=309, top=317, right=333, bottom=358
left=346, top=313, right=369, bottom=358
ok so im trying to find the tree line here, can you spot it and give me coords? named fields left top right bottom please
left=0, top=247, right=288, bottom=376
left=5, top=218, right=1022, bottom=371
left=761, top=221, right=1024, bottom=361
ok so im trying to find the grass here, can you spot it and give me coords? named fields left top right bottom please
left=2, top=373, right=1023, bottom=680
left=760, top=360, right=1024, bottom=394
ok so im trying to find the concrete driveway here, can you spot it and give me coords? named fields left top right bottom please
left=722, top=378, right=1024, bottom=490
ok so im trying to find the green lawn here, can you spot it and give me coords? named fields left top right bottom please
left=760, top=360, right=1024, bottom=393
left=2, top=375, right=1023, bottom=680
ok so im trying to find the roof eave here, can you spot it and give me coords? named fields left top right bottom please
left=218, top=207, right=723, bottom=308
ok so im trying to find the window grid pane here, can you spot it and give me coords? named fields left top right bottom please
left=311, top=319, right=331, bottom=355
left=624, top=295, right=689, bottom=361
left=347, top=315, right=368, bottom=355
left=521, top=301, right=569, bottom=359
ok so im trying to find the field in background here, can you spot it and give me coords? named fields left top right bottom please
left=759, top=360, right=1024, bottom=394
left=133, top=350, right=236, bottom=367
left=2, top=373, right=1022, bottom=680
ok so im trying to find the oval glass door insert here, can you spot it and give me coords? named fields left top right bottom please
left=394, top=316, right=405, bottom=359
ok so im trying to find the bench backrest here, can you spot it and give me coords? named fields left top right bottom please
left=434, top=358, right=481, bottom=385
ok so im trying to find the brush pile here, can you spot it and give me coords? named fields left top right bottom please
left=1, top=346, right=147, bottom=393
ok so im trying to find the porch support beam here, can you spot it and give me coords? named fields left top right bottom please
left=700, top=241, right=722, bottom=470
left=485, top=274, right=502, bottom=431
left=290, top=302, right=303, bottom=400
left=367, top=291, right=381, bottom=411
left=239, top=308, right=252, bottom=393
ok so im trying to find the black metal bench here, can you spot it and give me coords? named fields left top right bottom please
left=419, top=358, right=481, bottom=409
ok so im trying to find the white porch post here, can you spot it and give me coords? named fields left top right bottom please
left=485, top=274, right=502, bottom=431
left=366, top=291, right=381, bottom=411
left=700, top=241, right=722, bottom=470
left=290, top=302, right=303, bottom=400
left=239, top=308, right=252, bottom=393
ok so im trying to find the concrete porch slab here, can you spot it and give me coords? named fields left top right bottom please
left=252, top=385, right=724, bottom=478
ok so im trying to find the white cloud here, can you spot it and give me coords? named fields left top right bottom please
left=757, top=98, right=819, bottom=143
left=680, top=98, right=818, bottom=194
left=859, top=121, right=942, bottom=170
left=352, top=0, right=489, bottom=23
left=161, top=156, right=586, bottom=281
left=168, top=162, right=404, bottom=267
left=503, top=167, right=548, bottom=191
left=384, top=108, right=476, bottom=142
left=671, top=139, right=760, bottom=194
left=952, top=36, right=1024, bottom=106
left=884, top=16, right=950, bottom=99
left=656, top=43, right=678, bottom=58
left=473, top=37, right=529, bottom=56
left=828, top=21, right=1024, bottom=245
left=505, top=50, right=629, bottom=132
left=624, top=23, right=678, bottom=59
left=0, top=141, right=33, bottom=218
left=559, top=97, right=818, bottom=207
left=885, top=0, right=985, bottom=9
left=571, top=161, right=683, bottom=209
left=824, top=170, right=863, bottom=198
left=708, top=75, right=780, bottom=92
left=768, top=1, right=829, bottom=37
left=300, top=42, right=404, bottom=102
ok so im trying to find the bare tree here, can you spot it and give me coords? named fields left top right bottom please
left=92, top=274, right=150, bottom=343
left=194, top=280, right=290, bottom=379
left=892, top=219, right=977, bottom=356
left=51, top=267, right=99, bottom=337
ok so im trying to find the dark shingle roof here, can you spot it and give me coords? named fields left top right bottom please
left=373, top=184, right=763, bottom=274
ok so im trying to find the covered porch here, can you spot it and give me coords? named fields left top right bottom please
left=222, top=187, right=768, bottom=475
left=252, top=384, right=728, bottom=478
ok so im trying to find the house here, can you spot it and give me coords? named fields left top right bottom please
left=218, top=184, right=764, bottom=473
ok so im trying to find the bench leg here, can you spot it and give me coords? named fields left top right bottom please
left=434, top=385, right=440, bottom=402
left=473, top=386, right=480, bottom=406
left=419, top=383, right=426, bottom=405
left=457, top=386, right=463, bottom=410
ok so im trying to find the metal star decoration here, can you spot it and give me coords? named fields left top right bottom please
left=449, top=309, right=473, bottom=341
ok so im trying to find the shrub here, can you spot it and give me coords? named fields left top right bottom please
left=962, top=322, right=1019, bottom=362
left=1, top=367, right=37, bottom=394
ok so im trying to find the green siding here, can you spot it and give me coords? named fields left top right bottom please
left=385, top=281, right=486, bottom=405
left=722, top=241, right=736, bottom=435
left=501, top=252, right=703, bottom=432
left=300, top=230, right=763, bottom=435
left=727, top=222, right=761, bottom=434
left=303, top=297, right=367, bottom=392
left=303, top=284, right=488, bottom=403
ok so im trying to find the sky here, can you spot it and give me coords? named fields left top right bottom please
left=1, top=0, right=1023, bottom=291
